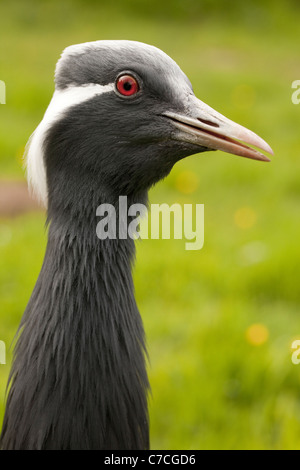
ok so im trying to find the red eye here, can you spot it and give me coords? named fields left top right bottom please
left=116, top=74, right=139, bottom=97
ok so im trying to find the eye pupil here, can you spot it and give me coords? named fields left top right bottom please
left=116, top=74, right=139, bottom=97
left=123, top=82, right=132, bottom=91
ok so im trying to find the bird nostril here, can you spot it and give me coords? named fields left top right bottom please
left=197, top=118, right=220, bottom=128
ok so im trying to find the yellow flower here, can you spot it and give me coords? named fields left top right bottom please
left=175, top=170, right=199, bottom=194
left=234, top=206, right=257, bottom=229
left=245, top=323, right=269, bottom=346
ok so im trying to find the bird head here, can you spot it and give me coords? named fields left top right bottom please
left=26, top=40, right=273, bottom=208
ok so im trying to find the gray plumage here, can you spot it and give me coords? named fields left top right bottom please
left=0, top=40, right=272, bottom=450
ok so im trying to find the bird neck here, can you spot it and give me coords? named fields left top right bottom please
left=2, top=190, right=150, bottom=450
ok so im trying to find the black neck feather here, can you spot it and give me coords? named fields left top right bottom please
left=1, top=189, right=150, bottom=450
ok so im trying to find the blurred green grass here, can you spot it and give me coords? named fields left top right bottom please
left=1, top=0, right=300, bottom=449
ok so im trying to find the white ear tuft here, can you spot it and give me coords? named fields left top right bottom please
left=25, top=83, right=115, bottom=208
left=25, top=119, right=49, bottom=207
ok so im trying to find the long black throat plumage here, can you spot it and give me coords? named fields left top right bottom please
left=0, top=189, right=150, bottom=450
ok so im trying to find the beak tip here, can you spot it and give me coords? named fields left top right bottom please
left=251, top=149, right=272, bottom=163
left=261, top=143, right=273, bottom=161
left=262, top=142, right=274, bottom=157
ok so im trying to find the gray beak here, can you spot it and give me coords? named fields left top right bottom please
left=164, top=96, right=273, bottom=162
